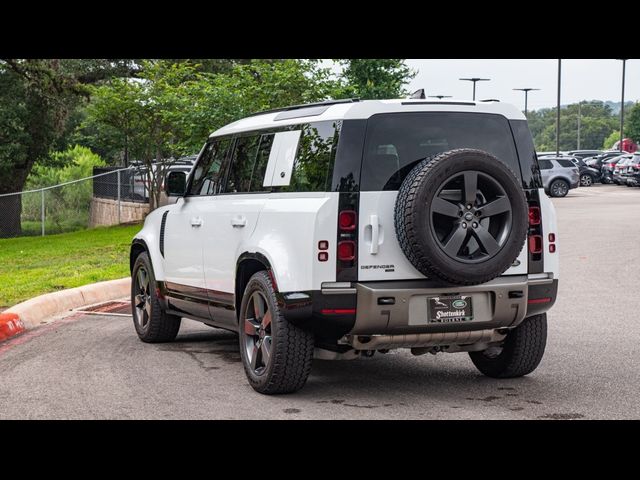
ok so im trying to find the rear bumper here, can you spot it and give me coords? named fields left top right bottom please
left=280, top=276, right=558, bottom=341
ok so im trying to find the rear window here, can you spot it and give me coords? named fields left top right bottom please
left=557, top=159, right=575, bottom=168
left=360, top=112, right=522, bottom=191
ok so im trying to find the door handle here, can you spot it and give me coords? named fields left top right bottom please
left=370, top=214, right=379, bottom=254
left=190, top=217, right=203, bottom=227
left=231, top=216, right=246, bottom=228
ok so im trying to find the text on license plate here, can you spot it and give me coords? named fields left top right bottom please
left=427, top=295, right=473, bottom=323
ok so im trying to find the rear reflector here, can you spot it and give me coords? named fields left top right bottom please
left=528, top=297, right=552, bottom=304
left=528, top=235, right=543, bottom=254
left=318, top=240, right=329, bottom=250
left=321, top=308, right=356, bottom=315
left=528, top=206, right=541, bottom=225
left=318, top=252, right=329, bottom=262
left=338, top=241, right=356, bottom=261
left=339, top=210, right=357, bottom=231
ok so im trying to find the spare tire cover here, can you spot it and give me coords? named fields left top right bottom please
left=394, top=148, right=528, bottom=285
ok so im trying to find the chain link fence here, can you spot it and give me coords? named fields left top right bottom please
left=0, top=167, right=148, bottom=239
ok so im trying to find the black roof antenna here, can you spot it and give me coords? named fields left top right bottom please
left=409, top=89, right=426, bottom=99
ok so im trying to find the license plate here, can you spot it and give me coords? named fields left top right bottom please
left=427, top=295, right=473, bottom=323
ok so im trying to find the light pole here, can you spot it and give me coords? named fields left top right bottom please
left=513, top=88, right=540, bottom=118
left=459, top=77, right=490, bottom=101
left=617, top=59, right=627, bottom=150
left=429, top=95, right=452, bottom=100
left=556, top=60, right=562, bottom=156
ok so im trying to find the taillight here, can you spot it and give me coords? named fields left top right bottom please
left=338, top=241, right=356, bottom=261
left=528, top=206, right=541, bottom=226
left=336, top=195, right=358, bottom=282
left=339, top=210, right=357, bottom=231
left=529, top=235, right=542, bottom=254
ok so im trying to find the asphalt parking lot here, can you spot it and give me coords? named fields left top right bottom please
left=1, top=184, right=639, bottom=419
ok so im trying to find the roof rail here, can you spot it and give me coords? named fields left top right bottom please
left=245, top=98, right=360, bottom=118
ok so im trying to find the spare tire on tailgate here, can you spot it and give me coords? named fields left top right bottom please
left=394, top=148, right=528, bottom=285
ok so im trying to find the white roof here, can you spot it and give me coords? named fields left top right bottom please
left=210, top=98, right=526, bottom=138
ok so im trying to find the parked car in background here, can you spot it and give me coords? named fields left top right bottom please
left=625, top=154, right=640, bottom=186
left=132, top=156, right=197, bottom=201
left=569, top=157, right=602, bottom=186
left=539, top=154, right=599, bottom=187
left=600, top=154, right=630, bottom=184
left=537, top=156, right=580, bottom=197
left=564, top=149, right=603, bottom=160
left=612, top=155, right=634, bottom=184
left=584, top=151, right=624, bottom=171
left=537, top=151, right=563, bottom=158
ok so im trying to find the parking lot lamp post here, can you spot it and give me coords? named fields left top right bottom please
left=556, top=59, right=562, bottom=156
left=513, top=88, right=540, bottom=118
left=459, top=78, right=490, bottom=101
left=617, top=59, right=627, bottom=151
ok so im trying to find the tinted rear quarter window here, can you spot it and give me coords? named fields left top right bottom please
left=361, top=112, right=522, bottom=191
left=509, top=119, right=542, bottom=189
left=278, top=121, right=337, bottom=193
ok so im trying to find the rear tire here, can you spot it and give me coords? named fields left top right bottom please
left=549, top=179, right=569, bottom=197
left=131, top=252, right=181, bottom=343
left=238, top=271, right=314, bottom=394
left=469, top=314, right=547, bottom=378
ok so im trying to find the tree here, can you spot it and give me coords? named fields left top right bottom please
left=624, top=102, right=640, bottom=143
left=335, top=59, right=416, bottom=99
left=528, top=102, right=618, bottom=151
left=602, top=130, right=620, bottom=149
left=83, top=60, right=340, bottom=211
left=0, top=59, right=138, bottom=237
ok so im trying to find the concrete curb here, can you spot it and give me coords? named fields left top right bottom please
left=2, top=278, right=131, bottom=338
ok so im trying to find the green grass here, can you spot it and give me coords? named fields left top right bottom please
left=0, top=224, right=141, bottom=308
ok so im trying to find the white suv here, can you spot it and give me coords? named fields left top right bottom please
left=130, top=98, right=559, bottom=394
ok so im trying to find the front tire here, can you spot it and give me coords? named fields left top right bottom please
left=131, top=252, right=181, bottom=343
left=580, top=174, right=593, bottom=187
left=239, top=271, right=314, bottom=394
left=469, top=314, right=547, bottom=378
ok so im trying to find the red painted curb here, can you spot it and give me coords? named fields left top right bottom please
left=0, top=313, right=25, bottom=342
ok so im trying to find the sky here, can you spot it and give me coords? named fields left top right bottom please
left=326, top=59, right=640, bottom=111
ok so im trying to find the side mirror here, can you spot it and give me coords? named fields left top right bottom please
left=166, top=171, right=187, bottom=196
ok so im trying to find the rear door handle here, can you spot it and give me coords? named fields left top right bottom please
left=191, top=217, right=203, bottom=227
left=231, top=216, right=246, bottom=227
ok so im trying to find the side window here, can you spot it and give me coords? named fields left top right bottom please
left=188, top=138, right=232, bottom=196
left=557, top=159, right=575, bottom=168
left=225, top=135, right=261, bottom=193
left=279, top=121, right=337, bottom=192
left=538, top=159, right=553, bottom=170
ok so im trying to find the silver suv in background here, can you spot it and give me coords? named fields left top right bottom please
left=537, top=156, right=580, bottom=197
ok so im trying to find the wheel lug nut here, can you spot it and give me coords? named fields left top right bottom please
left=472, top=222, right=478, bottom=228
left=462, top=222, right=467, bottom=228
left=466, top=204, right=472, bottom=210
left=475, top=211, right=481, bottom=216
